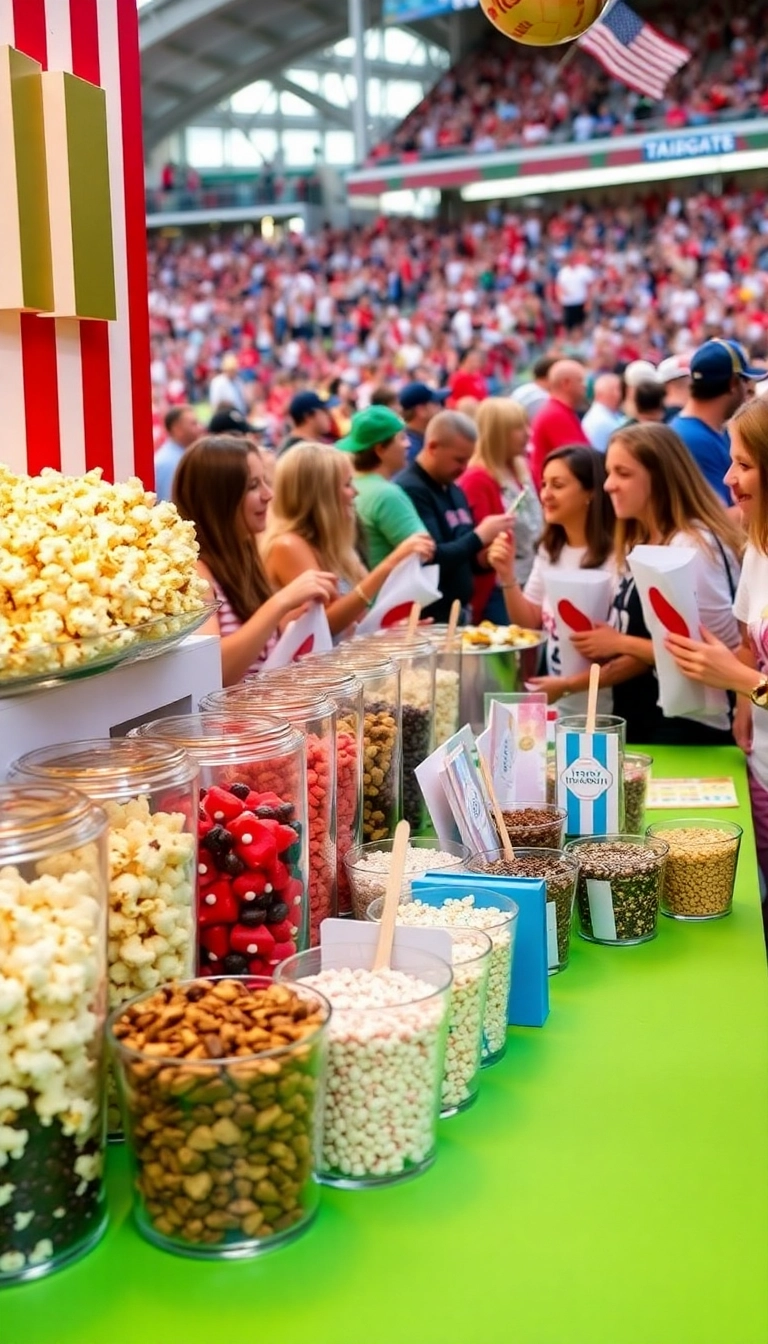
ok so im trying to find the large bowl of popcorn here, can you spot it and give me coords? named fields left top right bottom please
left=0, top=466, right=211, bottom=692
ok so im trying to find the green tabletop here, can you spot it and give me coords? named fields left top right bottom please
left=5, top=747, right=768, bottom=1344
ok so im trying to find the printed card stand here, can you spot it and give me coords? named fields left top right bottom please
left=415, top=724, right=476, bottom=847
left=410, top=873, right=549, bottom=1029
left=487, top=697, right=548, bottom=805
left=555, top=724, right=623, bottom=838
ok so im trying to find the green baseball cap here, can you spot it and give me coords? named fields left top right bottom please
left=336, top=405, right=405, bottom=454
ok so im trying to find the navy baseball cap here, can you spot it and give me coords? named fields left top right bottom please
left=399, top=382, right=450, bottom=412
left=690, top=339, right=764, bottom=385
left=289, top=390, right=328, bottom=423
left=208, top=408, right=262, bottom=435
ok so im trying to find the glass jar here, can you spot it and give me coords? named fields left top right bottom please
left=357, top=633, right=435, bottom=833
left=130, top=714, right=308, bottom=973
left=275, top=945, right=451, bottom=1188
left=647, top=818, right=742, bottom=920
left=280, top=666, right=362, bottom=917
left=202, top=685, right=337, bottom=944
left=365, top=905, right=490, bottom=1117
left=555, top=713, right=626, bottom=839
left=312, top=649, right=401, bottom=844
left=362, top=885, right=518, bottom=1067
left=498, top=801, right=566, bottom=850
left=565, top=834, right=668, bottom=945
left=344, top=837, right=470, bottom=921
left=623, top=753, right=653, bottom=835
left=10, top=739, right=199, bottom=1138
left=468, top=847, right=579, bottom=974
left=0, top=784, right=109, bottom=1284
left=421, top=625, right=462, bottom=747
left=109, top=976, right=330, bottom=1258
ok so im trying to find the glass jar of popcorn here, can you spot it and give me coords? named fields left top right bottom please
left=282, top=665, right=363, bottom=916
left=310, top=649, right=402, bottom=846
left=202, top=685, right=338, bottom=944
left=357, top=634, right=436, bottom=835
left=130, top=714, right=309, bottom=976
left=11, top=739, right=200, bottom=1138
left=0, top=784, right=109, bottom=1284
left=421, top=624, right=463, bottom=747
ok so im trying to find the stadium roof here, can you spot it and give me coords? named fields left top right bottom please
left=138, top=0, right=452, bottom=150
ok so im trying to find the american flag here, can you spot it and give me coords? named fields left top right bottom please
left=578, top=1, right=691, bottom=102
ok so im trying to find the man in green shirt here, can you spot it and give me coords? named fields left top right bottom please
left=336, top=406, right=431, bottom=568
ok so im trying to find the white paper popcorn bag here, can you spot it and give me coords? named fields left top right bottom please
left=543, top=570, right=614, bottom=679
left=262, top=603, right=333, bottom=670
left=627, top=545, right=720, bottom=720
left=356, top=556, right=441, bottom=635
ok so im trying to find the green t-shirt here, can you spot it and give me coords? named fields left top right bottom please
left=353, top=471, right=426, bottom=569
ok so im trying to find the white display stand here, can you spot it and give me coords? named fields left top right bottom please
left=0, top=635, right=222, bottom=779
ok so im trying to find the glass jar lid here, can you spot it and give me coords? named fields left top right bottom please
left=12, top=738, right=199, bottom=800
left=131, top=712, right=302, bottom=764
left=202, top=685, right=335, bottom=725
left=0, top=783, right=107, bottom=864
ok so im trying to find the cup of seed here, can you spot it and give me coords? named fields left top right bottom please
left=564, top=834, right=668, bottom=945
left=646, top=818, right=742, bottom=920
left=624, top=754, right=653, bottom=835
left=499, top=802, right=566, bottom=851
left=468, top=847, right=578, bottom=973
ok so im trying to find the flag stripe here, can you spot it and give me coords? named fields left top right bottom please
left=579, top=2, right=690, bottom=101
left=97, top=0, right=134, bottom=483
left=68, top=0, right=115, bottom=480
left=117, top=0, right=153, bottom=486
left=580, top=31, right=672, bottom=97
left=13, top=0, right=62, bottom=474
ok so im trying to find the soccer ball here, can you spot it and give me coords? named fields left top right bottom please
left=478, top=0, right=611, bottom=46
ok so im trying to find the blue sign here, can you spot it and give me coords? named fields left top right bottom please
left=383, top=0, right=477, bottom=23
left=643, top=130, right=737, bottom=163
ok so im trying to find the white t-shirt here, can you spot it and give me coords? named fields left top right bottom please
left=733, top=543, right=768, bottom=791
left=524, top=544, right=614, bottom=715
left=556, top=263, right=594, bottom=307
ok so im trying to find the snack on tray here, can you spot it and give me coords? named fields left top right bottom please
left=461, top=622, right=541, bottom=650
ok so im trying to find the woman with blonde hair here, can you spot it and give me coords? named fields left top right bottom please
left=262, top=441, right=434, bottom=639
left=665, top=397, right=768, bottom=887
left=458, top=396, right=542, bottom=621
left=569, top=422, right=744, bottom=744
left=173, top=437, right=337, bottom=685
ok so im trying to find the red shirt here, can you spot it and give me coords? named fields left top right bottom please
left=529, top=397, right=589, bottom=489
left=457, top=465, right=504, bottom=622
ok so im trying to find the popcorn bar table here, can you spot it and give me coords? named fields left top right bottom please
left=5, top=747, right=768, bottom=1344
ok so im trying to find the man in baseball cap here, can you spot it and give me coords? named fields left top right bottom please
left=207, top=407, right=263, bottom=437
left=673, top=339, right=763, bottom=503
left=656, top=355, right=691, bottom=422
left=278, top=390, right=332, bottom=457
left=399, top=382, right=449, bottom=464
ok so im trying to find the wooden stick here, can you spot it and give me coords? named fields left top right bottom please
left=586, top=663, right=601, bottom=734
left=445, top=599, right=461, bottom=652
left=478, top=754, right=515, bottom=862
left=371, top=820, right=410, bottom=972
left=407, top=603, right=421, bottom=638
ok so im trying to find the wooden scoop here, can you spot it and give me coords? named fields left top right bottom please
left=445, top=598, right=461, bottom=652
left=407, top=603, right=421, bottom=638
left=371, top=820, right=411, bottom=972
left=478, top=754, right=515, bottom=863
left=586, top=662, right=601, bottom=734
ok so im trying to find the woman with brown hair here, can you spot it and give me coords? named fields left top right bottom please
left=173, top=436, right=337, bottom=685
left=458, top=396, right=542, bottom=620
left=568, top=422, right=744, bottom=744
left=261, top=441, right=434, bottom=639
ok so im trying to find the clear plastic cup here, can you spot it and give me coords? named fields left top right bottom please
left=647, top=818, right=742, bottom=920
left=565, top=834, right=668, bottom=945
left=343, top=836, right=470, bottom=920
left=624, top=753, right=653, bottom=835
left=500, top=802, right=566, bottom=851
left=275, top=945, right=452, bottom=1187
left=365, top=905, right=491, bottom=1116
left=468, top=846, right=578, bottom=973
left=109, top=977, right=330, bottom=1258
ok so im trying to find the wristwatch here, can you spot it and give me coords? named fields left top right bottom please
left=750, top=677, right=768, bottom=709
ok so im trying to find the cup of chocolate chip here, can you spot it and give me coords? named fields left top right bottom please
left=499, top=802, right=566, bottom=851
left=623, top=754, right=653, bottom=836
left=564, top=834, right=668, bottom=945
left=468, top=846, right=578, bottom=973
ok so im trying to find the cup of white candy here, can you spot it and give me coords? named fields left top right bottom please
left=344, top=838, right=470, bottom=921
left=366, top=904, right=492, bottom=1115
left=366, top=889, right=518, bottom=1067
left=275, top=944, right=452, bottom=1186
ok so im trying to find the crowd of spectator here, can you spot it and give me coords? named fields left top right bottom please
left=366, top=3, right=767, bottom=164
left=148, top=184, right=768, bottom=448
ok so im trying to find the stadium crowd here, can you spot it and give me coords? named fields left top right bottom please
left=367, top=2, right=767, bottom=162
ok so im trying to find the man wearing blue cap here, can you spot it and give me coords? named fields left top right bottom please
left=399, top=382, right=449, bottom=464
left=671, top=339, right=764, bottom=504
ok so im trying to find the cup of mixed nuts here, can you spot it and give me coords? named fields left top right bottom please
left=108, top=977, right=329, bottom=1258
left=623, top=754, right=653, bottom=835
left=468, top=847, right=579, bottom=974
left=565, top=834, right=668, bottom=945
left=647, top=819, right=742, bottom=920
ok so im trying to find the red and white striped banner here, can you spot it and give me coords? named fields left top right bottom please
left=0, top=0, right=152, bottom=484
